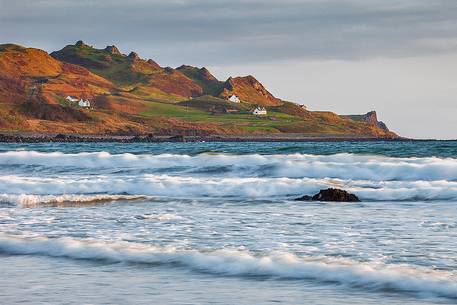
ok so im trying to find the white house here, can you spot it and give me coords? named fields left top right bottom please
left=78, top=99, right=91, bottom=108
left=300, top=104, right=307, bottom=110
left=252, top=106, right=267, bottom=115
left=66, top=96, right=78, bottom=102
left=228, top=94, right=240, bottom=103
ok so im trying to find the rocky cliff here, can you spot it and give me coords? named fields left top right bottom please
left=363, top=111, right=390, bottom=131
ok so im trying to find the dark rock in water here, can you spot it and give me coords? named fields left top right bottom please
left=295, top=188, right=360, bottom=202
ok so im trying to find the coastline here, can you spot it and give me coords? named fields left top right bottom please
left=0, top=132, right=419, bottom=143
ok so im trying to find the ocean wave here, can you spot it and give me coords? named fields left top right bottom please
left=0, top=234, right=456, bottom=299
left=1, top=151, right=457, bottom=181
left=0, top=194, right=149, bottom=207
left=134, top=214, right=183, bottom=221
left=1, top=175, right=457, bottom=201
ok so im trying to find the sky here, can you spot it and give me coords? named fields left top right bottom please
left=1, top=0, right=456, bottom=138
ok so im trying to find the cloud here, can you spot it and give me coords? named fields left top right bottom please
left=1, top=0, right=456, bottom=66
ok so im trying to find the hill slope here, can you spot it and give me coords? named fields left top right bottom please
left=0, top=43, right=112, bottom=104
left=219, top=76, right=283, bottom=106
left=51, top=41, right=202, bottom=100
left=0, top=41, right=398, bottom=138
left=176, top=65, right=224, bottom=96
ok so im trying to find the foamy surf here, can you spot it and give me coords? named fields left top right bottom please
left=0, top=194, right=149, bottom=207
left=134, top=214, right=183, bottom=221
left=0, top=234, right=456, bottom=299
left=2, top=151, right=457, bottom=181
left=1, top=175, right=457, bottom=201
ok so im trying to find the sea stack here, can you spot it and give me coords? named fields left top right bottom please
left=295, top=188, right=360, bottom=202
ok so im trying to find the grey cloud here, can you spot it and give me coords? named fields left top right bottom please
left=1, top=0, right=457, bottom=66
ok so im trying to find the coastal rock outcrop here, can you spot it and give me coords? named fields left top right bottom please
left=363, top=111, right=389, bottom=132
left=128, top=52, right=140, bottom=61
left=147, top=59, right=161, bottom=68
left=75, top=40, right=87, bottom=47
left=104, top=45, right=122, bottom=55
left=295, top=188, right=360, bottom=202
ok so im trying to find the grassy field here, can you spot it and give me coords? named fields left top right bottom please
left=139, top=99, right=315, bottom=133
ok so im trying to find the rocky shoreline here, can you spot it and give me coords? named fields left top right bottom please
left=0, top=132, right=414, bottom=143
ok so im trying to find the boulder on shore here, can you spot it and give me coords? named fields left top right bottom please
left=295, top=188, right=360, bottom=202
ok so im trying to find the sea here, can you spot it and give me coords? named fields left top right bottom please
left=0, top=141, right=456, bottom=305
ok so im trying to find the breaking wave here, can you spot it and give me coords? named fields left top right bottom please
left=0, top=234, right=456, bottom=299
left=1, top=150, right=457, bottom=202
left=1, top=151, right=457, bottom=181
left=134, top=214, right=183, bottom=221
left=1, top=175, right=457, bottom=202
left=0, top=194, right=149, bottom=207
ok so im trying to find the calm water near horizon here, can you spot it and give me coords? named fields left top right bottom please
left=0, top=141, right=456, bottom=304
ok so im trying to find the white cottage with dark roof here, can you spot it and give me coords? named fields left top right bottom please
left=78, top=99, right=91, bottom=108
left=252, top=106, right=267, bottom=115
left=228, top=94, right=240, bottom=103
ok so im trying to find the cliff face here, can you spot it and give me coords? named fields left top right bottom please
left=341, top=111, right=395, bottom=137
left=363, top=111, right=390, bottom=132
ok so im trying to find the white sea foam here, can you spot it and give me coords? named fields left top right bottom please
left=1, top=175, right=457, bottom=201
left=2, top=150, right=457, bottom=202
left=1, top=151, right=457, bottom=181
left=135, top=214, right=183, bottom=221
left=0, top=194, right=149, bottom=207
left=0, top=234, right=456, bottom=298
